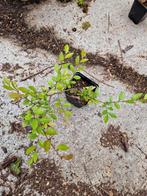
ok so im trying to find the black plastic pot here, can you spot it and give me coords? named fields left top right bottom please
left=65, top=72, right=98, bottom=108
left=128, top=0, right=147, bottom=24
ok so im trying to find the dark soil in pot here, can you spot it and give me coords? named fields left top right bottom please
left=128, top=0, right=147, bottom=24
left=65, top=72, right=98, bottom=108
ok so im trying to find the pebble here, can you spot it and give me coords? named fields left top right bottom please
left=1, top=147, right=7, bottom=154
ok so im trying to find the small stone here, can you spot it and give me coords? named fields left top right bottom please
left=1, top=147, right=8, bottom=154
left=72, top=28, right=77, bottom=32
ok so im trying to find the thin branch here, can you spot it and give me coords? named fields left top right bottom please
left=135, top=144, right=147, bottom=158
left=118, top=40, right=123, bottom=62
left=83, top=163, right=101, bottom=195
left=21, top=65, right=54, bottom=82
left=83, top=70, right=114, bottom=88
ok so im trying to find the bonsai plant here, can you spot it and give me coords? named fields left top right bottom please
left=3, top=45, right=147, bottom=165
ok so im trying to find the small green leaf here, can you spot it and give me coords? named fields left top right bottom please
left=48, top=80, right=54, bottom=87
left=114, top=102, right=120, bottom=109
left=80, top=58, right=88, bottom=63
left=31, top=119, right=38, bottom=130
left=56, top=83, right=64, bottom=91
left=73, top=75, right=81, bottom=80
left=59, top=52, right=64, bottom=62
left=28, top=133, right=38, bottom=140
left=82, top=21, right=91, bottom=31
left=103, top=114, right=109, bottom=123
left=64, top=44, right=69, bottom=54
left=144, top=94, right=147, bottom=100
left=63, top=102, right=72, bottom=107
left=69, top=64, right=75, bottom=72
left=75, top=56, right=80, bottom=65
left=63, top=110, right=72, bottom=119
left=126, top=99, right=135, bottom=104
left=32, top=152, right=38, bottom=163
left=81, top=49, right=86, bottom=58
left=38, top=140, right=44, bottom=148
left=65, top=53, right=74, bottom=59
left=29, top=86, right=36, bottom=92
left=19, top=87, right=28, bottom=93
left=54, top=64, right=60, bottom=72
left=10, top=158, right=21, bottom=176
left=61, top=154, right=73, bottom=160
left=33, top=108, right=44, bottom=115
left=102, top=110, right=108, bottom=115
left=50, top=113, right=57, bottom=120
left=46, top=128, right=58, bottom=136
left=26, top=145, right=36, bottom=155
left=109, top=112, right=117, bottom=118
left=9, top=92, right=23, bottom=101
left=131, top=93, right=143, bottom=100
left=27, top=157, right=33, bottom=166
left=43, top=140, right=51, bottom=152
left=3, top=85, right=13, bottom=90
left=57, top=144, right=69, bottom=151
left=118, top=91, right=125, bottom=101
left=24, top=112, right=32, bottom=121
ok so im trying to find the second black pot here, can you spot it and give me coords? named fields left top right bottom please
left=65, top=72, right=99, bottom=108
left=128, top=0, right=147, bottom=24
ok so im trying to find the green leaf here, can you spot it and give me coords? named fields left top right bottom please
left=19, top=87, right=28, bottom=93
left=28, top=133, right=38, bottom=140
left=33, top=108, right=44, bottom=115
left=46, top=128, right=58, bottom=136
left=23, top=99, right=30, bottom=106
left=109, top=112, right=117, bottom=118
left=114, top=102, right=120, bottom=109
left=59, top=52, right=64, bottom=62
left=29, top=86, right=36, bottom=92
left=31, top=119, right=38, bottom=130
left=38, top=140, right=44, bottom=148
left=32, top=152, right=38, bottom=163
left=61, top=154, right=73, bottom=160
left=81, top=49, right=86, bottom=58
left=26, top=145, right=36, bottom=155
left=3, top=85, right=13, bottom=90
left=65, top=53, right=74, bottom=59
left=103, top=114, right=109, bottom=123
left=50, top=113, right=57, bottom=120
left=75, top=56, right=80, bottom=65
left=118, top=91, right=125, bottom=101
left=80, top=58, right=88, bottom=63
left=43, top=140, right=51, bottom=152
left=57, top=144, right=69, bottom=151
left=102, top=110, right=108, bottom=115
left=27, top=157, right=33, bottom=166
left=126, top=99, right=135, bottom=104
left=24, top=112, right=32, bottom=121
left=54, top=64, right=59, bottom=72
left=69, top=64, right=75, bottom=72
left=56, top=83, right=64, bottom=91
left=63, top=110, right=72, bottom=119
left=144, top=94, right=147, bottom=100
left=9, top=92, right=23, bottom=101
left=63, top=102, right=72, bottom=107
left=10, top=158, right=21, bottom=176
left=131, top=93, right=143, bottom=100
left=73, top=75, right=81, bottom=80
left=64, top=44, right=69, bottom=54
left=48, top=80, right=54, bottom=87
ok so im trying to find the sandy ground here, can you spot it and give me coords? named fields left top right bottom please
left=0, top=0, right=147, bottom=195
